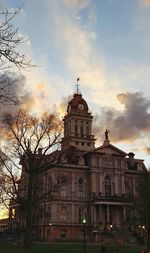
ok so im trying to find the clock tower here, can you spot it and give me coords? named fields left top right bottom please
left=61, top=92, right=96, bottom=151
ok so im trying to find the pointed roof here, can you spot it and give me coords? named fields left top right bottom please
left=85, top=142, right=127, bottom=157
left=96, top=143, right=127, bottom=156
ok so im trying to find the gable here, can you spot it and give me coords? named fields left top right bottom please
left=94, top=143, right=127, bottom=157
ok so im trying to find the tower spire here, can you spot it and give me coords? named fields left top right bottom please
left=75, top=78, right=80, bottom=94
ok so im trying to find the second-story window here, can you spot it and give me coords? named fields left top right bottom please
left=78, top=208, right=83, bottom=223
left=61, top=185, right=66, bottom=198
left=78, top=178, right=83, bottom=198
left=60, top=206, right=67, bottom=222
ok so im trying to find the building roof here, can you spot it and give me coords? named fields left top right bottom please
left=85, top=142, right=127, bottom=157
left=67, top=93, right=89, bottom=113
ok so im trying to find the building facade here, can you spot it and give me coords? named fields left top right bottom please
left=10, top=91, right=147, bottom=243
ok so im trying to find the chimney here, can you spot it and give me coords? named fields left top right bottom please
left=38, top=148, right=42, bottom=155
left=128, top=152, right=135, bottom=159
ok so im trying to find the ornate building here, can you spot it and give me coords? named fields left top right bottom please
left=10, top=91, right=147, bottom=243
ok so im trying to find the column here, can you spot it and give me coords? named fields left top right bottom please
left=72, top=172, right=75, bottom=193
left=121, top=175, right=125, bottom=194
left=99, top=205, right=102, bottom=224
left=77, top=121, right=80, bottom=136
left=92, top=205, right=96, bottom=224
left=107, top=205, right=110, bottom=224
left=122, top=206, right=126, bottom=231
left=99, top=174, right=103, bottom=193
left=114, top=174, right=119, bottom=194
left=70, top=119, right=75, bottom=136
left=91, top=173, right=96, bottom=193
left=83, top=121, right=86, bottom=137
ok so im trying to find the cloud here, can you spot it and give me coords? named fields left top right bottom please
left=140, top=0, right=150, bottom=7
left=93, top=92, right=150, bottom=143
left=63, top=0, right=91, bottom=9
left=0, top=72, right=56, bottom=119
left=134, top=1, right=150, bottom=48
left=0, top=72, right=33, bottom=118
left=0, top=72, right=27, bottom=104
left=53, top=2, right=109, bottom=105
left=57, top=95, right=72, bottom=116
left=145, top=146, right=150, bottom=154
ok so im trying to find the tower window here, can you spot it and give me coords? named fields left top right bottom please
left=69, top=124, right=71, bottom=134
left=75, top=125, right=78, bottom=136
left=80, top=125, right=84, bottom=137
left=86, top=126, right=89, bottom=137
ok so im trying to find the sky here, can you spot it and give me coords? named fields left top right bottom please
left=0, top=0, right=150, bottom=170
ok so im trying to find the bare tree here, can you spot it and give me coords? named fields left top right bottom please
left=0, top=110, right=65, bottom=248
left=0, top=6, right=33, bottom=104
left=134, top=170, right=150, bottom=253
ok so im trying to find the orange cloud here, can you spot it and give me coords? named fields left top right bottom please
left=142, top=0, right=150, bottom=6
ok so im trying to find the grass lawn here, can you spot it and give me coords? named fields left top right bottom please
left=0, top=243, right=142, bottom=253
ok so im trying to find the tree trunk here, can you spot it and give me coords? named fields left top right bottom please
left=23, top=172, right=33, bottom=248
left=23, top=205, right=33, bottom=248
left=146, top=228, right=150, bottom=253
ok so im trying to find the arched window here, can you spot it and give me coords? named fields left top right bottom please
left=78, top=178, right=83, bottom=198
left=80, top=125, right=84, bottom=137
left=75, top=124, right=78, bottom=136
left=86, top=126, right=89, bottom=137
left=105, top=175, right=111, bottom=196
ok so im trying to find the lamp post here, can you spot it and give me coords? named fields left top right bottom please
left=49, top=223, right=52, bottom=243
left=142, top=225, right=145, bottom=241
left=83, top=218, right=86, bottom=253
left=110, top=224, right=113, bottom=236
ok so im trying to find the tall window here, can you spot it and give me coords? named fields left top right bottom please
left=86, top=126, right=89, bottom=137
left=61, top=185, right=66, bottom=198
left=78, top=178, right=83, bottom=198
left=75, top=124, right=78, bottom=136
left=80, top=125, right=84, bottom=137
left=105, top=175, right=111, bottom=196
left=78, top=208, right=83, bottom=223
left=86, top=122, right=89, bottom=137
left=60, top=206, right=67, bottom=222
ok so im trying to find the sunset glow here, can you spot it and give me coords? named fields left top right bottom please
left=0, top=1, right=150, bottom=164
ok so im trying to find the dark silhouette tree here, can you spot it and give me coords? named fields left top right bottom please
left=134, top=170, right=150, bottom=253
left=0, top=6, right=32, bottom=104
left=0, top=110, right=65, bottom=248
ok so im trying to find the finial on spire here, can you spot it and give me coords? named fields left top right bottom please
left=75, top=77, right=80, bottom=94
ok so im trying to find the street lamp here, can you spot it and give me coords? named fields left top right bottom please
left=110, top=224, right=113, bottom=236
left=49, top=223, right=52, bottom=243
left=83, top=219, right=86, bottom=253
left=142, top=225, right=145, bottom=241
